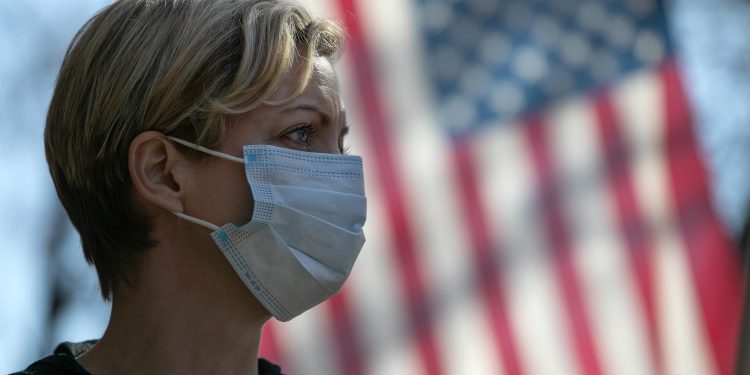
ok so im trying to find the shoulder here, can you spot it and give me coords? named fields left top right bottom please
left=9, top=341, right=96, bottom=375
left=258, top=357, right=285, bottom=375
left=11, top=343, right=282, bottom=375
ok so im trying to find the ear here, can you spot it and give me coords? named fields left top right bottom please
left=128, top=131, right=186, bottom=214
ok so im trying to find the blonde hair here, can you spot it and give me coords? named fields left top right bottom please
left=45, top=0, right=344, bottom=299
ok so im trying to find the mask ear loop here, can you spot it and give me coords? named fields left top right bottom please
left=173, top=212, right=221, bottom=232
left=167, top=136, right=244, bottom=164
left=166, top=136, right=241, bottom=232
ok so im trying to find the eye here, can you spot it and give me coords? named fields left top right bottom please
left=284, top=124, right=316, bottom=146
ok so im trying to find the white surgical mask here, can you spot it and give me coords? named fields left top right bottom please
left=168, top=136, right=366, bottom=321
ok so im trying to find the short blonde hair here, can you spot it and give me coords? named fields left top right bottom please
left=45, top=0, right=344, bottom=299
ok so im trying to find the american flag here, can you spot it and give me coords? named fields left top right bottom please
left=258, top=0, right=744, bottom=374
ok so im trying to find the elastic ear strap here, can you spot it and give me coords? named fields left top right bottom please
left=167, top=136, right=244, bottom=164
left=173, top=212, right=221, bottom=232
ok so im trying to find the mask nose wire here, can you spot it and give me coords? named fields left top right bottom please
left=166, top=136, right=244, bottom=232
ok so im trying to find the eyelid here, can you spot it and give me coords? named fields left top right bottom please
left=283, top=123, right=316, bottom=146
left=282, top=123, right=314, bottom=134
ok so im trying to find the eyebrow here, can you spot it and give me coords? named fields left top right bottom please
left=280, top=103, right=330, bottom=123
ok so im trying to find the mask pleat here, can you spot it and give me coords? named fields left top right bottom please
left=216, top=224, right=337, bottom=322
left=266, top=204, right=365, bottom=273
left=266, top=185, right=367, bottom=229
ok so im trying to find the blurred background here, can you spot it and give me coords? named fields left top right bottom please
left=1, top=0, right=749, bottom=374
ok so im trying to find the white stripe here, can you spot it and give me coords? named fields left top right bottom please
left=284, top=3, right=416, bottom=374
left=353, top=0, right=506, bottom=372
left=615, top=69, right=716, bottom=375
left=473, top=123, right=579, bottom=375
left=275, top=304, right=342, bottom=375
left=283, top=3, right=425, bottom=375
left=408, top=121, right=503, bottom=375
left=545, top=96, right=654, bottom=375
left=339, top=71, right=422, bottom=375
left=346, top=179, right=423, bottom=375
left=369, top=342, right=424, bottom=375
left=348, top=0, right=516, bottom=374
left=400, top=119, right=503, bottom=375
left=333, top=18, right=427, bottom=375
left=308, top=0, right=433, bottom=373
left=299, top=0, right=337, bottom=16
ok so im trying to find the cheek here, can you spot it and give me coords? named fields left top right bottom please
left=188, top=162, right=254, bottom=226
left=220, top=174, right=254, bottom=225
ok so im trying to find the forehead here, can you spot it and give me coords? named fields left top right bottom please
left=267, top=57, right=339, bottom=104
left=221, top=56, right=343, bottom=149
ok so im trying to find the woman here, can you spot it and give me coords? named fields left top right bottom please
left=14, top=0, right=366, bottom=374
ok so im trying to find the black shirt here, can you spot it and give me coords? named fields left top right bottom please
left=11, top=341, right=284, bottom=375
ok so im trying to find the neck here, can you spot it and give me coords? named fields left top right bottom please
left=78, top=233, right=270, bottom=375
left=80, top=296, right=265, bottom=375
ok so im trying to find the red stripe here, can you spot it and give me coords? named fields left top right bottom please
left=660, top=59, right=743, bottom=375
left=327, top=289, right=364, bottom=375
left=592, top=93, right=663, bottom=374
left=525, top=117, right=604, bottom=375
left=259, top=321, right=284, bottom=368
left=260, top=293, right=363, bottom=374
left=333, top=1, right=443, bottom=374
left=452, top=138, right=525, bottom=375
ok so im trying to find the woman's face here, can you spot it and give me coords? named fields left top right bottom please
left=163, top=57, right=349, bottom=317
left=183, top=56, right=348, bottom=229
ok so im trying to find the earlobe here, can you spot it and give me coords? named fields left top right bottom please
left=128, top=131, right=185, bottom=214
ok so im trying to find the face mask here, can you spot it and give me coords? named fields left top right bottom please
left=168, top=136, right=367, bottom=321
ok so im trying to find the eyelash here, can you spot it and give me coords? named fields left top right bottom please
left=285, top=123, right=316, bottom=146
left=283, top=123, right=351, bottom=154
left=339, top=125, right=351, bottom=154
